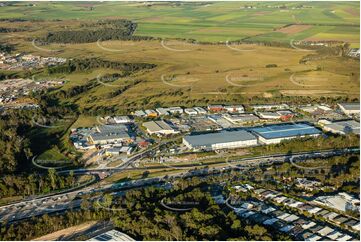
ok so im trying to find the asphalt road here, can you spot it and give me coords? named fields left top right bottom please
left=0, top=147, right=358, bottom=224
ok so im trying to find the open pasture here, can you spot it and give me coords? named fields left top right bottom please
left=10, top=38, right=359, bottom=111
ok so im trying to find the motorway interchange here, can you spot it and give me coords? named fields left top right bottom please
left=0, top=147, right=358, bottom=225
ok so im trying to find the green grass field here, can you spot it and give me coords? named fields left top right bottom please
left=0, top=1, right=359, bottom=46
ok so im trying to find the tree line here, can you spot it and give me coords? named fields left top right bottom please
left=46, top=58, right=156, bottom=74
left=0, top=173, right=291, bottom=241
left=0, top=169, right=77, bottom=198
left=43, top=19, right=153, bottom=43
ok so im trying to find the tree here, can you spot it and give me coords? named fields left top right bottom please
left=48, top=168, right=57, bottom=191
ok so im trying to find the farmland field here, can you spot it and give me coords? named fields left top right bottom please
left=0, top=1, right=359, bottom=45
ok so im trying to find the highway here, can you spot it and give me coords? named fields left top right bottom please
left=0, top=147, right=358, bottom=224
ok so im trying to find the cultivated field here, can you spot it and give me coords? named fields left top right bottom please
left=0, top=1, right=359, bottom=46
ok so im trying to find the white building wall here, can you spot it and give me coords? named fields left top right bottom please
left=211, top=139, right=258, bottom=150
left=258, top=134, right=320, bottom=144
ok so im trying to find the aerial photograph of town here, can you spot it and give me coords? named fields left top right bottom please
left=0, top=0, right=359, bottom=241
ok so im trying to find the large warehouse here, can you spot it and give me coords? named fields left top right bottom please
left=89, top=124, right=131, bottom=145
left=337, top=103, right=360, bottom=116
left=143, top=120, right=179, bottom=135
left=183, top=130, right=258, bottom=151
left=249, top=123, right=322, bottom=144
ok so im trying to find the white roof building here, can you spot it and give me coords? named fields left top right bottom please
left=156, top=108, right=170, bottom=116
left=224, top=105, right=244, bottom=113
left=317, top=227, right=334, bottom=237
left=306, top=234, right=322, bottom=241
left=143, top=120, right=179, bottom=135
left=302, top=221, right=316, bottom=230
left=223, top=113, right=259, bottom=124
left=326, top=231, right=343, bottom=240
left=87, top=229, right=134, bottom=241
left=338, top=103, right=360, bottom=116
left=193, top=107, right=207, bottom=114
left=313, top=192, right=360, bottom=212
left=257, top=111, right=282, bottom=119
left=252, top=104, right=289, bottom=111
left=133, top=110, right=146, bottom=117
left=114, top=116, right=132, bottom=124
left=184, top=108, right=198, bottom=115
left=167, top=107, right=183, bottom=114
left=323, top=120, right=360, bottom=135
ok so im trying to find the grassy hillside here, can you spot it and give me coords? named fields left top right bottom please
left=11, top=39, right=359, bottom=113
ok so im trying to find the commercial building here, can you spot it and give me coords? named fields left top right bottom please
left=250, top=123, right=321, bottom=144
left=145, top=109, right=158, bottom=117
left=223, top=113, right=259, bottom=124
left=95, top=126, right=130, bottom=142
left=184, top=108, right=198, bottom=115
left=257, top=112, right=281, bottom=120
left=207, top=105, right=224, bottom=112
left=183, top=130, right=258, bottom=151
left=143, top=120, right=179, bottom=135
left=133, top=110, right=146, bottom=117
left=156, top=108, right=169, bottom=116
left=313, top=192, right=360, bottom=213
left=113, top=116, right=132, bottom=124
left=338, top=103, right=360, bottom=116
left=224, top=105, right=244, bottom=113
left=322, top=120, right=360, bottom=135
left=87, top=229, right=134, bottom=241
left=251, top=104, right=289, bottom=111
left=208, top=115, right=233, bottom=128
left=167, top=106, right=183, bottom=114
left=193, top=107, right=207, bottom=114
left=89, top=125, right=131, bottom=145
left=277, top=110, right=295, bottom=121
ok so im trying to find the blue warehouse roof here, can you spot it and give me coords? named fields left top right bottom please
left=250, top=123, right=321, bottom=139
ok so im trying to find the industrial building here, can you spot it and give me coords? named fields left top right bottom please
left=113, top=116, right=132, bottom=124
left=207, top=105, right=224, bottom=112
left=257, top=112, right=281, bottom=120
left=251, top=104, right=289, bottom=111
left=156, top=107, right=169, bottom=116
left=223, top=113, right=259, bottom=124
left=250, top=123, right=321, bottom=144
left=89, top=125, right=131, bottom=145
left=224, top=105, right=244, bottom=113
left=183, top=130, right=258, bottom=151
left=145, top=109, right=158, bottom=117
left=337, top=103, right=360, bottom=116
left=184, top=108, right=198, bottom=115
left=87, top=229, right=135, bottom=241
left=143, top=120, right=179, bottom=135
left=193, top=107, right=207, bottom=114
left=133, top=110, right=146, bottom=117
left=321, top=120, right=360, bottom=135
left=167, top=106, right=183, bottom=114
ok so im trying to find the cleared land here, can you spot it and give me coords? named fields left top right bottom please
left=3, top=38, right=359, bottom=112
left=33, top=221, right=98, bottom=241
